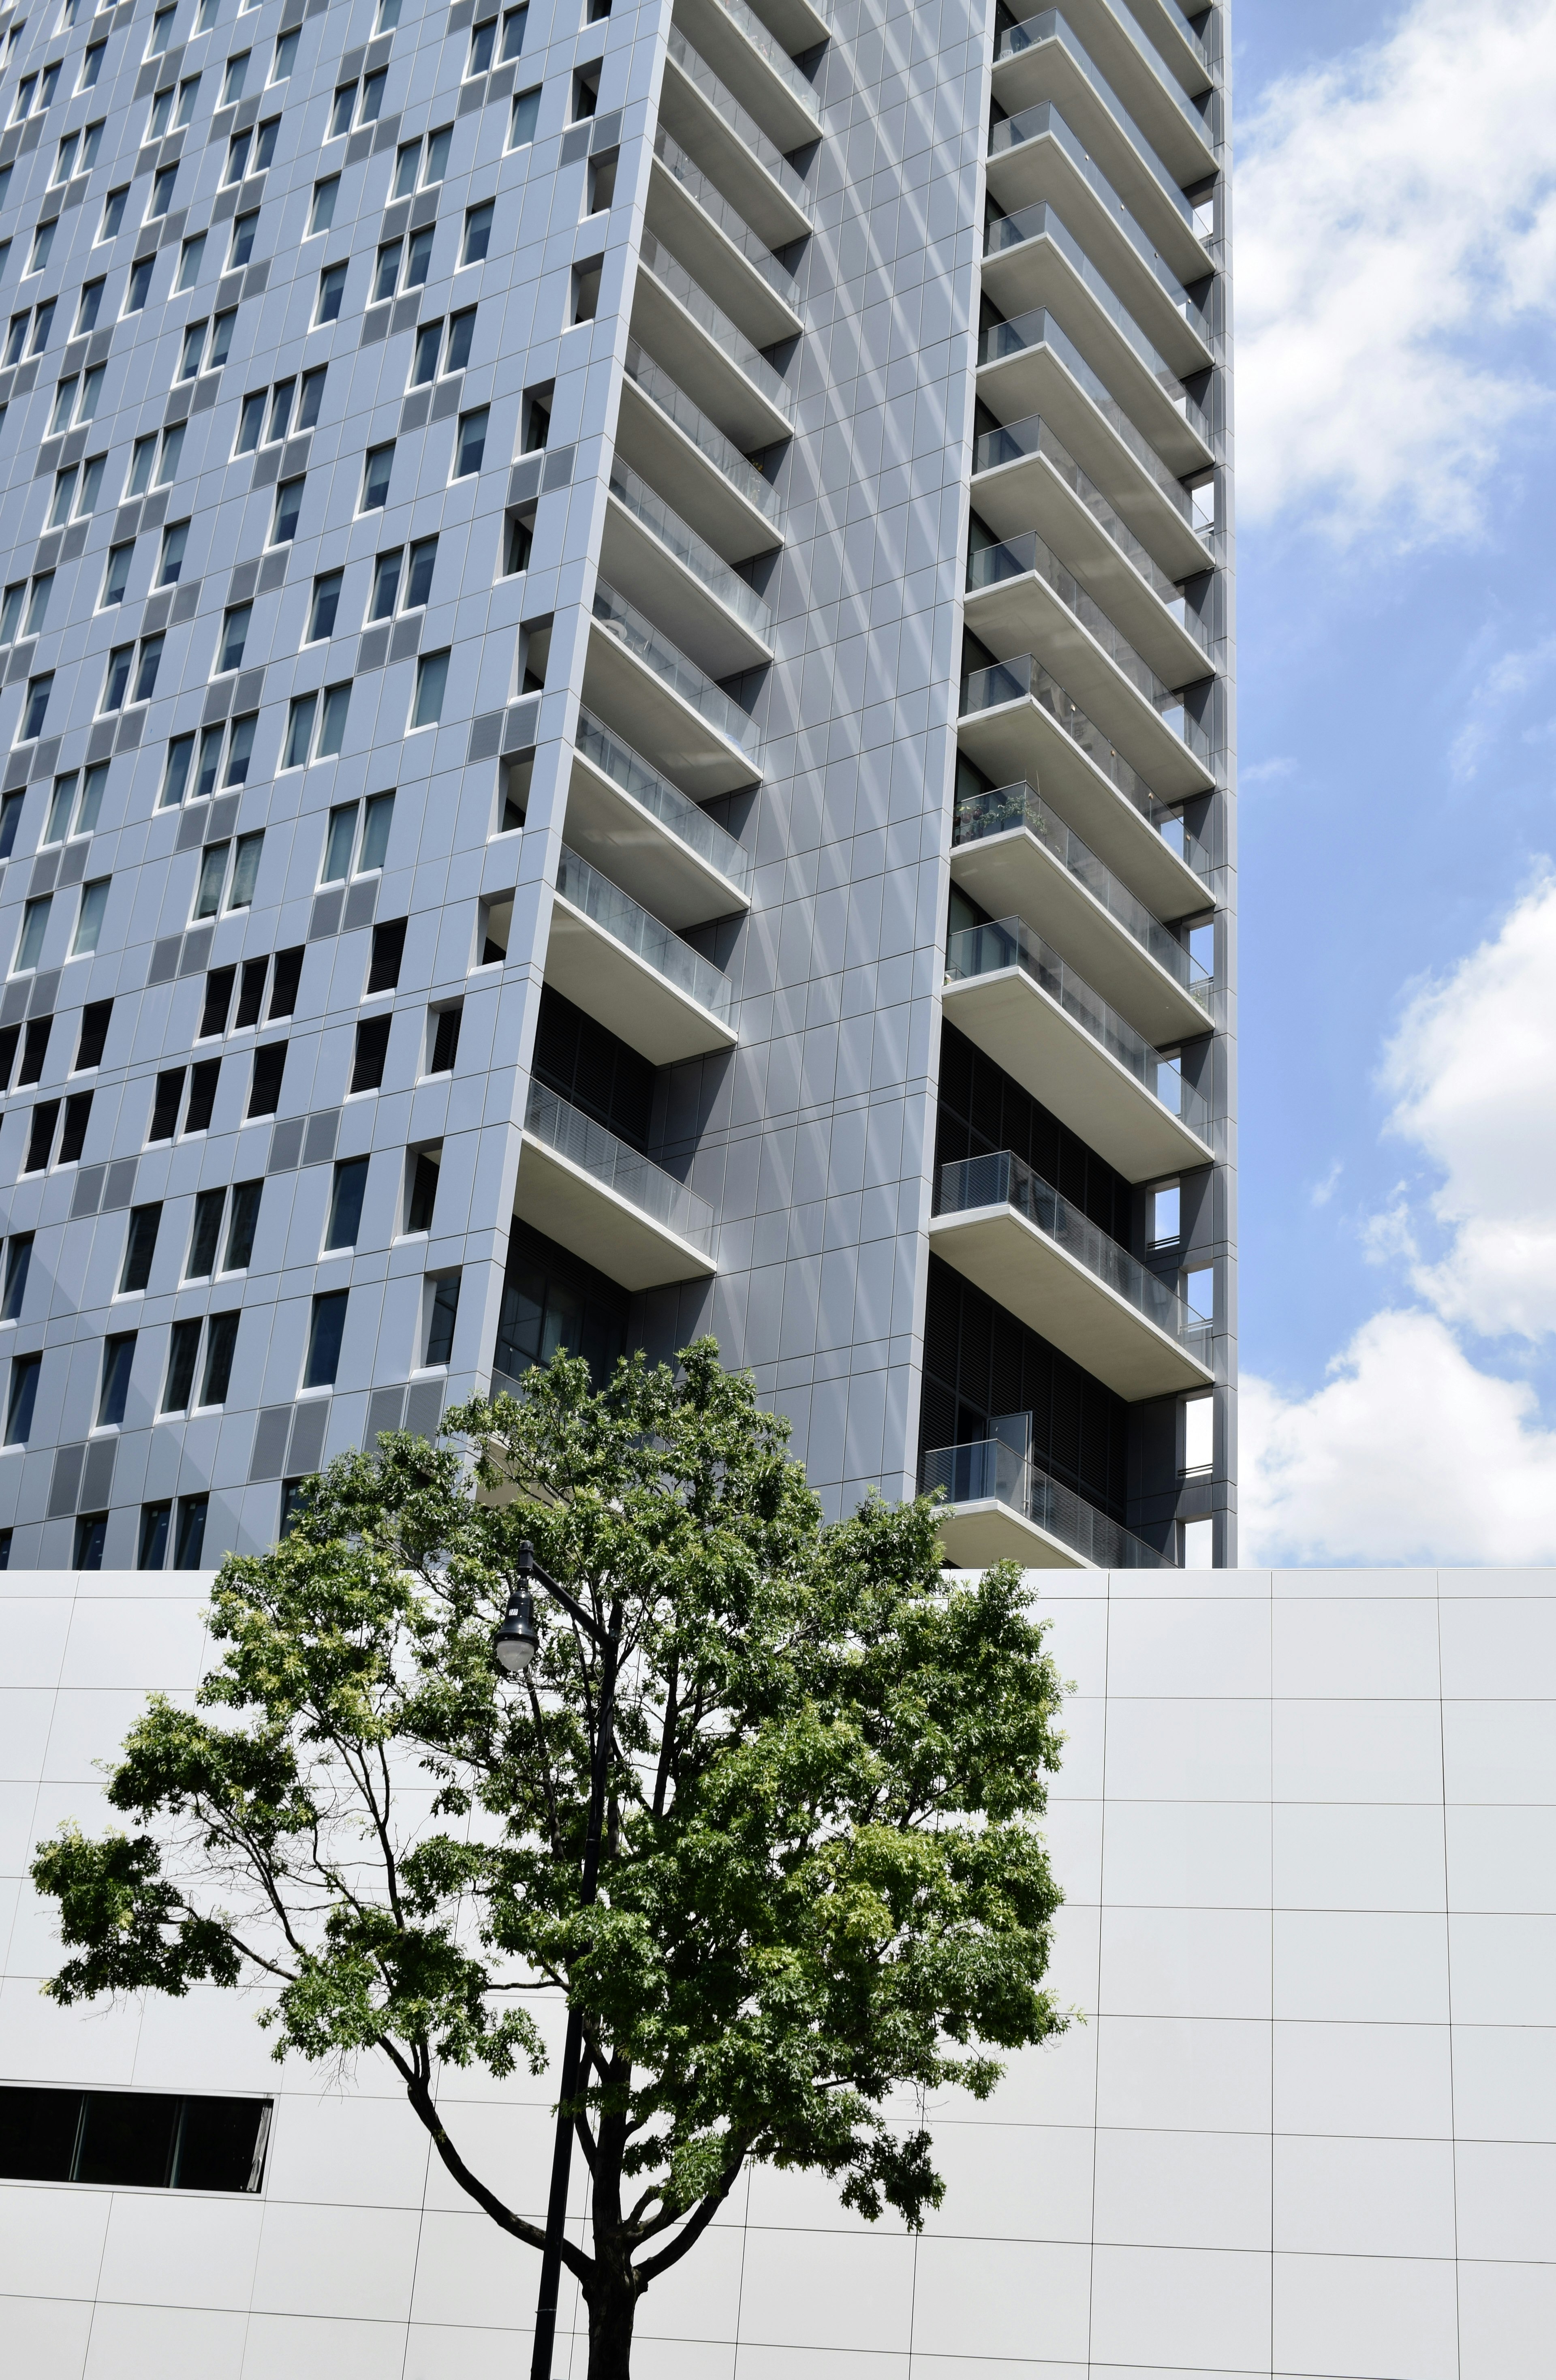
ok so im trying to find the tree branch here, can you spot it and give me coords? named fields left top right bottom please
left=634, top=2138, right=755, bottom=2283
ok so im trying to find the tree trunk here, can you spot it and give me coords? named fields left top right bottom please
left=585, top=2277, right=639, bottom=2380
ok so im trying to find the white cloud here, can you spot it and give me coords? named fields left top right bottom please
left=1238, top=0, right=1556, bottom=541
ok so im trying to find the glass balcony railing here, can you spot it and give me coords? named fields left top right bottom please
left=652, top=125, right=795, bottom=294
left=609, top=457, right=772, bottom=637
left=555, top=842, right=733, bottom=1016
left=704, top=0, right=821, bottom=117
left=575, top=708, right=752, bottom=893
left=970, top=408, right=1210, bottom=647
left=525, top=1079, right=715, bottom=1252
left=991, top=11, right=1206, bottom=223
left=952, top=781, right=1209, bottom=999
left=985, top=203, right=1211, bottom=418
left=936, top=1148, right=1211, bottom=1353
left=666, top=26, right=812, bottom=214
left=980, top=304, right=1210, bottom=492
left=623, top=338, right=781, bottom=523
left=921, top=1434, right=1172, bottom=1567
left=592, top=577, right=761, bottom=756
left=945, top=910, right=1212, bottom=1143
left=987, top=101, right=1214, bottom=345
left=639, top=231, right=794, bottom=417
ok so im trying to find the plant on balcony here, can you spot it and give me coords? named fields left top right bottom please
left=32, top=1341, right=1068, bottom=2380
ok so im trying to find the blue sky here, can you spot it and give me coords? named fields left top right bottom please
left=1227, top=0, right=1556, bottom=1556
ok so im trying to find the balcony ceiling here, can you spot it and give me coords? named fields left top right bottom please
left=564, top=747, right=750, bottom=931
left=601, top=494, right=772, bottom=682
left=583, top=614, right=761, bottom=799
left=514, top=1133, right=716, bottom=1293
left=545, top=891, right=739, bottom=1066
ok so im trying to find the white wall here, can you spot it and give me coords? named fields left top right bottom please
left=4, top=1562, right=1555, bottom=2378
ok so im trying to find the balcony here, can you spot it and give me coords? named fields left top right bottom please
left=930, top=1149, right=1212, bottom=1398
left=942, top=910, right=1212, bottom=1179
left=978, top=308, right=1211, bottom=579
left=633, top=232, right=793, bottom=452
left=618, top=339, right=782, bottom=563
left=517, top=1081, right=716, bottom=1292
left=971, top=409, right=1212, bottom=687
left=982, top=204, right=1213, bottom=474
left=958, top=651, right=1207, bottom=922
left=648, top=126, right=803, bottom=346
left=991, top=9, right=1216, bottom=233
left=985, top=101, right=1215, bottom=377
left=568, top=708, right=750, bottom=930
left=671, top=0, right=821, bottom=150
left=951, top=781, right=1209, bottom=1044
left=546, top=843, right=738, bottom=1065
left=585, top=578, right=761, bottom=798
left=603, top=458, right=772, bottom=679
left=922, top=1434, right=1171, bottom=1569
left=661, top=26, right=812, bottom=250
left=965, top=530, right=1213, bottom=800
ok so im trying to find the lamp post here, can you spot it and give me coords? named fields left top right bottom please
left=493, top=1539, right=620, bottom=2380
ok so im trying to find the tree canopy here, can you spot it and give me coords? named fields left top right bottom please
left=33, top=1340, right=1069, bottom=2378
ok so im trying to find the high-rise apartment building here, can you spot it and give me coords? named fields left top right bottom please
left=0, top=0, right=1231, bottom=1572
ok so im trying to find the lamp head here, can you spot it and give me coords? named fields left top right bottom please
left=493, top=1577, right=539, bottom=1676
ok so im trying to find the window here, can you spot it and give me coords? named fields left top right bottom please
left=279, top=1478, right=308, bottom=1534
left=272, top=378, right=299, bottom=441
left=6, top=1353, right=41, bottom=1443
left=0, top=790, right=20, bottom=857
left=447, top=308, right=475, bottom=372
left=468, top=12, right=495, bottom=74
left=299, top=366, right=327, bottom=428
left=351, top=1012, right=391, bottom=1092
left=423, top=1272, right=460, bottom=1366
left=509, top=84, right=540, bottom=147
left=454, top=408, right=487, bottom=477
left=308, top=570, right=342, bottom=643
left=158, top=521, right=188, bottom=587
left=20, top=675, right=53, bottom=742
left=406, top=224, right=433, bottom=287
left=1150, top=1186, right=1180, bottom=1246
left=316, top=261, right=346, bottom=324
left=73, top=1512, right=108, bottom=1569
left=71, top=878, right=109, bottom=957
left=405, top=1147, right=439, bottom=1232
left=148, top=1069, right=184, bottom=1139
left=412, top=649, right=449, bottom=726
left=197, top=0, right=221, bottom=27
left=156, top=424, right=184, bottom=484
left=133, top=636, right=163, bottom=703
left=79, top=34, right=106, bottom=86
left=101, top=542, right=133, bottom=607
left=74, top=997, right=111, bottom=1068
left=248, top=1039, right=285, bottom=1117
left=2, top=1233, right=32, bottom=1319
left=463, top=202, right=492, bottom=266
left=58, top=1090, right=92, bottom=1163
left=572, top=259, right=601, bottom=323
left=160, top=734, right=194, bottom=807
left=359, top=67, right=386, bottom=122
left=0, top=585, right=20, bottom=642
left=97, top=1333, right=135, bottom=1428
left=125, top=256, right=155, bottom=311
left=271, top=475, right=304, bottom=544
left=177, top=232, right=205, bottom=291
left=82, top=118, right=103, bottom=167
left=178, top=319, right=207, bottom=379
left=235, top=390, right=265, bottom=454
left=199, top=967, right=234, bottom=1038
left=177, top=74, right=200, bottom=124
left=1182, top=1395, right=1213, bottom=1475
left=193, top=844, right=227, bottom=920
left=361, top=443, right=393, bottom=509
left=228, top=832, right=263, bottom=909
left=572, top=66, right=599, bottom=120
left=317, top=683, right=350, bottom=758
left=310, top=175, right=337, bottom=235
left=366, top=916, right=405, bottom=993
left=404, top=538, right=437, bottom=609
left=587, top=149, right=616, bottom=212
left=28, top=218, right=56, bottom=274
left=324, top=1155, right=368, bottom=1248
left=17, top=1016, right=51, bottom=1087
left=427, top=1002, right=461, bottom=1074
left=175, top=1494, right=208, bottom=1568
left=149, top=161, right=178, bottom=218
left=234, top=956, right=267, bottom=1027
left=148, top=4, right=175, bottom=54
left=120, top=1203, right=162, bottom=1292
left=23, top=1101, right=59, bottom=1172
left=15, top=894, right=51, bottom=970
left=502, top=4, right=528, bottom=56
left=225, top=127, right=252, bottom=182
left=76, top=278, right=103, bottom=332
left=359, top=790, right=394, bottom=870
left=99, top=184, right=128, bottom=240
left=272, top=26, right=297, bottom=78
left=522, top=383, right=551, bottom=452
left=201, top=1312, right=239, bottom=1405
left=162, top=1318, right=201, bottom=1411
left=222, top=49, right=248, bottom=103
left=377, top=0, right=402, bottom=26
left=139, top=1501, right=171, bottom=1567
left=282, top=695, right=315, bottom=770
left=225, top=1177, right=262, bottom=1268
left=410, top=319, right=440, bottom=387
left=217, top=604, right=250, bottom=675
left=304, top=1290, right=347, bottom=1387
left=229, top=209, right=257, bottom=268
left=329, top=81, right=355, bottom=137
left=28, top=298, right=56, bottom=355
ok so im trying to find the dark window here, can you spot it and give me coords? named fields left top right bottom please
left=316, top=261, right=346, bottom=324
left=494, top=1222, right=626, bottom=1391
left=6, top=1351, right=41, bottom=1443
left=73, top=1512, right=108, bottom=1569
left=201, top=1312, right=239, bottom=1406
left=224, top=1179, right=262, bottom=1271
left=58, top=1090, right=92, bottom=1164
left=162, top=1318, right=202, bottom=1411
left=369, top=549, right=401, bottom=620
left=120, top=1203, right=162, bottom=1293
left=235, top=956, right=268, bottom=1029
left=424, top=1271, right=460, bottom=1364
left=138, top=1502, right=171, bottom=1569
left=0, top=789, right=23, bottom=858
left=149, top=1068, right=185, bottom=1141
left=304, top=1290, right=347, bottom=1388
left=199, top=966, right=236, bottom=1038
left=2, top=1233, right=33, bottom=1320
left=429, top=1004, right=461, bottom=1074
left=298, top=366, right=327, bottom=430
left=366, top=917, right=405, bottom=994
left=351, top=1013, right=391, bottom=1093
left=187, top=1188, right=225, bottom=1278
left=279, top=1479, right=308, bottom=1535
left=405, top=537, right=437, bottom=609
left=18, top=1015, right=51, bottom=1085
left=248, top=1041, right=286, bottom=1118
left=532, top=986, right=653, bottom=1151
left=446, top=307, right=475, bottom=372
left=309, top=571, right=342, bottom=642
left=325, top=1156, right=368, bottom=1249
left=410, top=320, right=440, bottom=386
left=24, top=1100, right=60, bottom=1172
left=236, top=390, right=265, bottom=454
left=0, top=1026, right=17, bottom=1091
left=269, top=947, right=303, bottom=1019
left=98, top=1332, right=135, bottom=1427
left=184, top=1058, right=220, bottom=1134
left=175, top=1494, right=208, bottom=1568
left=454, top=405, right=487, bottom=476
left=75, top=1000, right=112, bottom=1070
left=361, top=442, right=393, bottom=509
left=462, top=203, right=492, bottom=265
left=271, top=476, right=303, bottom=544
left=406, top=1148, right=439, bottom=1232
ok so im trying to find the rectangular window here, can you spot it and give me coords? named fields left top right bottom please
left=24, top=1100, right=60, bottom=1172
left=361, top=442, right=393, bottom=509
left=373, top=239, right=400, bottom=303
left=158, top=521, right=188, bottom=587
left=124, top=257, right=155, bottom=312
left=316, top=261, right=346, bottom=324
left=359, top=68, right=386, bottom=122
left=234, top=956, right=267, bottom=1029
left=217, top=605, right=250, bottom=674
left=359, top=790, right=394, bottom=871
left=454, top=409, right=487, bottom=478
left=424, top=1272, right=460, bottom=1366
left=235, top=390, right=264, bottom=455
left=404, top=538, right=437, bottom=609
left=273, top=27, right=298, bottom=78
left=2, top=1233, right=32, bottom=1320
left=298, top=366, right=327, bottom=429
left=26, top=574, right=53, bottom=635
left=100, top=185, right=128, bottom=240
left=222, top=715, right=255, bottom=788
left=271, top=476, right=303, bottom=544
left=162, top=1318, right=201, bottom=1412
left=20, top=675, right=53, bottom=742
left=76, top=279, right=103, bottom=341
left=405, top=225, right=433, bottom=286
left=369, top=548, right=401, bottom=621
left=160, top=734, right=193, bottom=807
left=186, top=1187, right=225, bottom=1277
left=324, top=1155, right=368, bottom=1249
left=175, top=1494, right=208, bottom=1569
left=229, top=209, right=257, bottom=269
left=468, top=15, right=495, bottom=75
left=282, top=695, right=316, bottom=770
left=248, top=1040, right=286, bottom=1118
left=304, top=1290, right=348, bottom=1388
left=156, top=424, right=184, bottom=486
left=133, top=637, right=163, bottom=703
left=71, top=878, right=109, bottom=958
left=310, top=175, right=338, bottom=235
left=149, top=161, right=178, bottom=218
left=18, top=1017, right=52, bottom=1087
left=316, top=683, right=350, bottom=758
left=199, top=966, right=235, bottom=1038
left=412, top=649, right=449, bottom=727
left=462, top=203, right=492, bottom=267
left=410, top=320, right=440, bottom=387
left=428, top=1003, right=461, bottom=1075
left=101, top=541, right=133, bottom=606
left=222, top=49, right=248, bottom=103
left=406, top=1147, right=439, bottom=1232
left=446, top=308, right=475, bottom=373
left=177, top=231, right=205, bottom=291
left=309, top=571, right=342, bottom=642
left=1182, top=1395, right=1214, bottom=1475
left=255, top=116, right=278, bottom=169
left=424, top=124, right=452, bottom=183
left=200, top=1312, right=239, bottom=1406
left=228, top=832, right=263, bottom=909
left=58, top=1090, right=92, bottom=1164
left=75, top=999, right=112, bottom=1069
left=0, top=790, right=21, bottom=857
left=330, top=81, right=355, bottom=137
left=6, top=1353, right=41, bottom=1443
left=148, top=1070, right=184, bottom=1141
left=225, top=1178, right=262, bottom=1270
left=178, top=319, right=206, bottom=379
left=509, top=85, right=540, bottom=147
left=120, top=1204, right=162, bottom=1295
left=366, top=916, right=405, bottom=994
left=102, top=644, right=133, bottom=711
left=97, top=1333, right=135, bottom=1427
left=194, top=843, right=228, bottom=920
left=74, top=1512, right=108, bottom=1569
left=15, top=895, right=51, bottom=971
left=268, top=948, right=303, bottom=1019
left=184, top=1057, right=220, bottom=1133
left=351, top=1012, right=391, bottom=1094
left=138, top=1502, right=171, bottom=1568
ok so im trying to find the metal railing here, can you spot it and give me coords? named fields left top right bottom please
left=592, top=578, right=761, bottom=756
left=703, top=0, right=821, bottom=116
left=935, top=1148, right=1210, bottom=1354
left=945, top=910, right=1211, bottom=1143
left=952, top=781, right=1209, bottom=997
left=961, top=648, right=1197, bottom=837
left=967, top=530, right=1211, bottom=757
left=555, top=842, right=733, bottom=1015
left=921, top=1434, right=1171, bottom=1567
left=986, top=100, right=1214, bottom=346
left=652, top=124, right=795, bottom=293
left=608, top=457, right=772, bottom=637
left=979, top=307, right=1208, bottom=508
left=575, top=708, right=752, bottom=893
left=970, top=407, right=1210, bottom=646
left=990, top=11, right=1200, bottom=233
left=639, top=231, right=793, bottom=417
left=666, top=26, right=812, bottom=213
left=623, top=338, right=780, bottom=522
left=984, top=201, right=1211, bottom=428
left=525, top=1079, right=715, bottom=1252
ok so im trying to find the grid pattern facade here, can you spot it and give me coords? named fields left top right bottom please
left=0, top=0, right=1234, bottom=1573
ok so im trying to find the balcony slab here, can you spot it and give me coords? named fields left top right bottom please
left=545, top=890, right=738, bottom=1066
left=584, top=613, right=760, bottom=799
left=672, top=0, right=821, bottom=153
left=601, top=494, right=772, bottom=681
left=564, top=745, right=749, bottom=931
left=646, top=152, right=804, bottom=349
left=514, top=1133, right=716, bottom=1293
left=933, top=1496, right=1093, bottom=1569
left=660, top=50, right=812, bottom=250
left=631, top=262, right=793, bottom=454
left=616, top=373, right=781, bottom=563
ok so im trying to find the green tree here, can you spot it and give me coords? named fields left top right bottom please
left=32, top=1342, right=1068, bottom=2379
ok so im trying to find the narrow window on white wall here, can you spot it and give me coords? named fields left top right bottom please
left=1182, top=1394, right=1213, bottom=1474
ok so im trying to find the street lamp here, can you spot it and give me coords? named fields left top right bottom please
left=492, top=1537, right=620, bottom=2380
